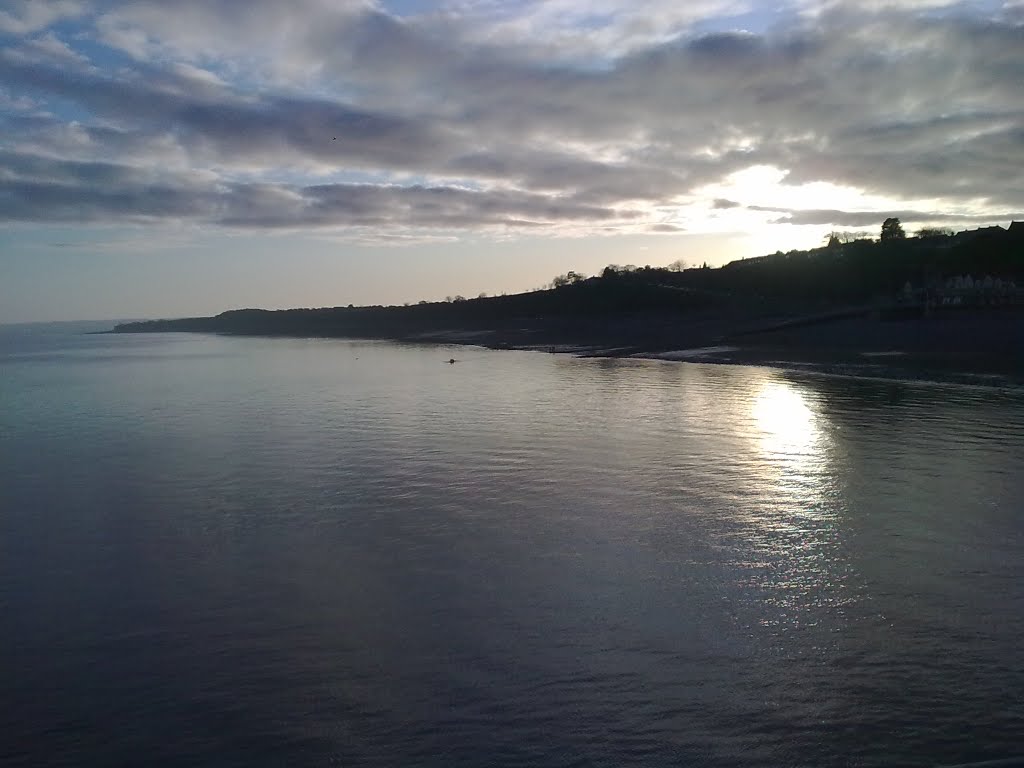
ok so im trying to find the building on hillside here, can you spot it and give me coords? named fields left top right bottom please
left=951, top=225, right=1007, bottom=246
left=930, top=274, right=1020, bottom=308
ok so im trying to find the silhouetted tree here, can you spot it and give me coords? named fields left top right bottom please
left=837, top=231, right=864, bottom=244
left=668, top=258, right=688, bottom=271
left=551, top=271, right=587, bottom=288
left=916, top=227, right=953, bottom=238
left=881, top=217, right=906, bottom=241
left=825, top=231, right=862, bottom=247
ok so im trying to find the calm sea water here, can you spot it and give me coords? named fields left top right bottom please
left=2, top=323, right=1023, bottom=767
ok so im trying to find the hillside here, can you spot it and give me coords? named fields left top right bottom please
left=113, top=222, right=1024, bottom=379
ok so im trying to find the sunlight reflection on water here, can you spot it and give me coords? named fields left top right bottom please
left=753, top=378, right=824, bottom=463
left=736, top=377, right=858, bottom=632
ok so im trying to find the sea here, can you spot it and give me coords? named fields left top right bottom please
left=2, top=322, right=1023, bottom=767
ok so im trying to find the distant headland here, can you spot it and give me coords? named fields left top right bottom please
left=113, top=220, right=1024, bottom=383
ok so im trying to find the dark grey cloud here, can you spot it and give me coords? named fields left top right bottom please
left=0, top=2, right=1022, bottom=231
left=0, top=149, right=193, bottom=189
left=0, top=52, right=456, bottom=172
left=447, top=150, right=687, bottom=204
left=0, top=178, right=208, bottom=223
left=0, top=151, right=632, bottom=230
left=222, top=181, right=637, bottom=230
left=0, top=151, right=217, bottom=222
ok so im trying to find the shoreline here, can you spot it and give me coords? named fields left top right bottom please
left=492, top=341, right=1024, bottom=389
left=102, top=327, right=1024, bottom=388
left=394, top=308, right=1024, bottom=388
left=107, top=305, right=1024, bottom=388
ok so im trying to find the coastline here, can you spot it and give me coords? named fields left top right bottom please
left=109, top=305, right=1024, bottom=388
left=396, top=309, right=1024, bottom=388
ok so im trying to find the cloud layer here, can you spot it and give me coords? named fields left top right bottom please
left=1, top=0, right=1022, bottom=239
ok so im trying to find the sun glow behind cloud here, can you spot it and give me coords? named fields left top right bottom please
left=706, top=166, right=897, bottom=215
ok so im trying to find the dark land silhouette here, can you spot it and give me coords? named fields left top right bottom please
left=113, top=220, right=1024, bottom=382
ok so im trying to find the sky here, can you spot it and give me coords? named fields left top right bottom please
left=1, top=0, right=1022, bottom=322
